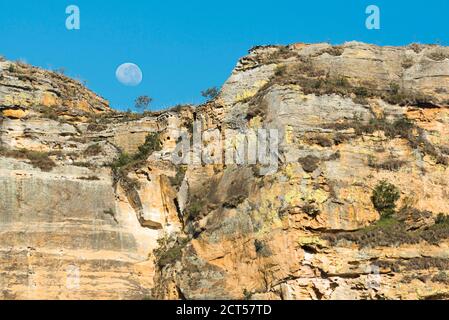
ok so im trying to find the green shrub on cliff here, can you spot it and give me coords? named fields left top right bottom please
left=435, top=213, right=449, bottom=226
left=371, top=180, right=401, bottom=219
left=185, top=199, right=204, bottom=222
left=111, top=132, right=162, bottom=170
left=110, top=152, right=132, bottom=170
left=134, top=132, right=162, bottom=161
left=155, top=237, right=189, bottom=268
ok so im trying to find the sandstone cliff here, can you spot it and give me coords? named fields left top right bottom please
left=1, top=42, right=449, bottom=300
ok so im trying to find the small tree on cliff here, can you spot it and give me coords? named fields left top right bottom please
left=371, top=180, right=400, bottom=219
left=201, top=87, right=220, bottom=101
left=135, top=95, right=153, bottom=112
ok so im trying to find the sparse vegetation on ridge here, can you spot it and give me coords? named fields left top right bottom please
left=427, top=49, right=449, bottom=61
left=304, top=134, right=334, bottom=148
left=0, top=147, right=56, bottom=172
left=169, top=165, right=187, bottom=189
left=110, top=132, right=162, bottom=171
left=402, top=56, right=414, bottom=69
left=110, top=132, right=163, bottom=197
left=184, top=198, right=205, bottom=223
left=319, top=46, right=345, bottom=56
left=368, top=155, right=407, bottom=172
left=243, top=46, right=438, bottom=118
left=322, top=116, right=448, bottom=166
left=87, top=123, right=108, bottom=132
left=154, top=236, right=189, bottom=268
left=432, top=271, right=449, bottom=284
left=323, top=200, right=449, bottom=248
left=378, top=257, right=449, bottom=274
left=83, top=144, right=102, bottom=156
left=78, top=175, right=100, bottom=181
left=323, top=215, right=449, bottom=248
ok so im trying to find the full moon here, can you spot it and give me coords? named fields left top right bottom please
left=115, top=63, right=143, bottom=86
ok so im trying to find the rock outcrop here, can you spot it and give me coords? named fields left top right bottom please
left=0, top=60, right=109, bottom=116
left=1, top=42, right=449, bottom=300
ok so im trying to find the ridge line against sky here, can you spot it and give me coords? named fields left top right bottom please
left=1, top=0, right=448, bottom=111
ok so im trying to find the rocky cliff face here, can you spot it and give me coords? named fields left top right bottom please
left=0, top=59, right=109, bottom=115
left=1, top=42, right=449, bottom=300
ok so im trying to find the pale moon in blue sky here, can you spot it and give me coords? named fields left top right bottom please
left=115, top=63, right=143, bottom=86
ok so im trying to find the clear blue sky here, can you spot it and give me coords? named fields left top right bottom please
left=1, top=0, right=448, bottom=111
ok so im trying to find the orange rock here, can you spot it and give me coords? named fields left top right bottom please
left=291, top=43, right=307, bottom=49
left=2, top=108, right=28, bottom=119
left=41, top=92, right=58, bottom=107
left=75, top=100, right=91, bottom=112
